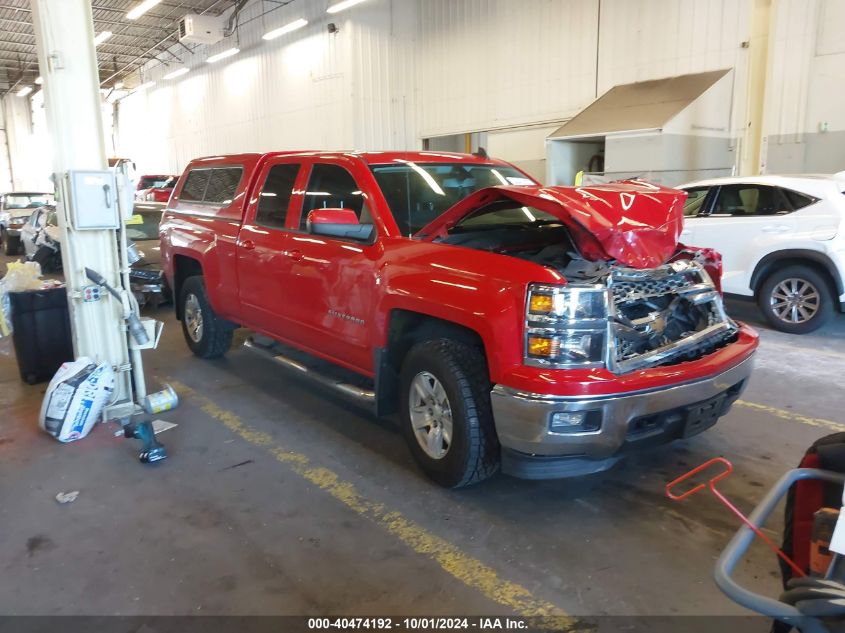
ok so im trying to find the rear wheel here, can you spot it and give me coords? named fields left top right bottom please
left=179, top=275, right=233, bottom=358
left=757, top=265, right=834, bottom=334
left=4, top=233, right=20, bottom=256
left=399, top=339, right=499, bottom=488
left=32, top=247, right=59, bottom=273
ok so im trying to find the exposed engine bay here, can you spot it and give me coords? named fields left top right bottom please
left=440, top=223, right=739, bottom=372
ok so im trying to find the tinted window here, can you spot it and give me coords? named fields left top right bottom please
left=711, top=185, right=787, bottom=217
left=457, top=202, right=557, bottom=228
left=371, top=163, right=531, bottom=235
left=180, top=170, right=210, bottom=202
left=301, top=164, right=368, bottom=230
left=256, top=164, right=300, bottom=229
left=683, top=187, right=710, bottom=217
left=204, top=167, right=243, bottom=204
left=781, top=188, right=818, bottom=211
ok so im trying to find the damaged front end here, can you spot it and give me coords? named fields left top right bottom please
left=525, top=258, right=738, bottom=374
left=420, top=181, right=741, bottom=375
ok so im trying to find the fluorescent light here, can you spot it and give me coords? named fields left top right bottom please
left=163, top=67, right=189, bottom=80
left=126, top=0, right=162, bottom=20
left=206, top=47, right=239, bottom=63
left=94, top=31, right=113, bottom=46
left=16, top=86, right=32, bottom=97
left=327, top=0, right=367, bottom=13
left=134, top=81, right=156, bottom=91
left=263, top=18, right=309, bottom=40
left=34, top=76, right=43, bottom=85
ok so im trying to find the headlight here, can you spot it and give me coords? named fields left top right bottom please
left=524, top=284, right=609, bottom=368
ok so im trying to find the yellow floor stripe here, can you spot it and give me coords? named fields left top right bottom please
left=735, top=400, right=845, bottom=433
left=168, top=380, right=577, bottom=627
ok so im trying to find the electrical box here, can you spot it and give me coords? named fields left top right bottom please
left=66, top=170, right=119, bottom=230
left=179, top=13, right=224, bottom=45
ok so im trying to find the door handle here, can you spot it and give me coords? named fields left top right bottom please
left=761, top=225, right=790, bottom=234
left=241, top=239, right=255, bottom=250
left=288, top=249, right=303, bottom=262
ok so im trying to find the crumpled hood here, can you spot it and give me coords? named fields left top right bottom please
left=415, top=182, right=687, bottom=269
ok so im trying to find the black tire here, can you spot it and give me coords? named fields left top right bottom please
left=179, top=275, right=233, bottom=358
left=0, top=227, right=5, bottom=251
left=757, top=265, right=835, bottom=334
left=398, top=339, right=500, bottom=488
left=4, top=234, right=20, bottom=256
left=32, top=247, right=58, bottom=273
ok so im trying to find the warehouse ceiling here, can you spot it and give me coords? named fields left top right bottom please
left=0, top=0, right=235, bottom=96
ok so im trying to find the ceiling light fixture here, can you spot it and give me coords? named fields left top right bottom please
left=126, top=0, right=163, bottom=20
left=327, top=0, right=367, bottom=13
left=16, top=86, right=33, bottom=97
left=163, top=67, right=190, bottom=80
left=263, top=18, right=309, bottom=40
left=206, top=47, right=239, bottom=63
left=34, top=76, right=43, bottom=85
left=94, top=31, right=113, bottom=46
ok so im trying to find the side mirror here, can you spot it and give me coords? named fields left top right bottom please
left=307, top=208, right=374, bottom=241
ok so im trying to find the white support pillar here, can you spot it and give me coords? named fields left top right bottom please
left=31, top=0, right=134, bottom=414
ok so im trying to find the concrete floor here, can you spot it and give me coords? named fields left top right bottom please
left=1, top=251, right=844, bottom=624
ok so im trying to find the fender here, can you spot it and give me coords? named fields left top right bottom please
left=161, top=214, right=242, bottom=323
left=750, top=249, right=844, bottom=297
left=372, top=242, right=563, bottom=383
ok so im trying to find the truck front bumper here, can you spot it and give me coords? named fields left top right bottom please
left=490, top=355, right=754, bottom=479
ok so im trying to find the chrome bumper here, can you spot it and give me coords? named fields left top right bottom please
left=491, top=355, right=754, bottom=463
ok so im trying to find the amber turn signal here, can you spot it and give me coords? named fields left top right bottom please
left=527, top=336, right=558, bottom=357
left=529, top=294, right=554, bottom=314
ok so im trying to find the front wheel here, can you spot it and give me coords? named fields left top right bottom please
left=399, top=339, right=500, bottom=488
left=179, top=276, right=233, bottom=358
left=757, top=265, right=834, bottom=334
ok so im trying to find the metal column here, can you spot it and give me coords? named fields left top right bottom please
left=30, top=0, right=134, bottom=416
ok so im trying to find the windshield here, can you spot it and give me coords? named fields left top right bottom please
left=139, top=176, right=172, bottom=189
left=125, top=208, right=162, bottom=240
left=5, top=193, right=53, bottom=209
left=452, top=201, right=558, bottom=231
left=370, top=162, right=535, bottom=235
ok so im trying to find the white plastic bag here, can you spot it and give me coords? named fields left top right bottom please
left=39, top=357, right=115, bottom=443
left=0, top=261, right=43, bottom=342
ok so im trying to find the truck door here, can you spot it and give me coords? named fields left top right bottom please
left=279, top=161, right=381, bottom=374
left=236, top=159, right=304, bottom=335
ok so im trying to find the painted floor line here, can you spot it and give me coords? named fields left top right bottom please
left=735, top=400, right=845, bottom=433
left=167, top=379, right=579, bottom=628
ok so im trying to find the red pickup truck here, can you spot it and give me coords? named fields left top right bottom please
left=160, top=151, right=758, bottom=487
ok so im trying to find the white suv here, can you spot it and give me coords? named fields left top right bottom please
left=679, top=174, right=845, bottom=334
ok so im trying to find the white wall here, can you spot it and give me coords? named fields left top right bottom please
left=762, top=0, right=845, bottom=173
left=116, top=0, right=417, bottom=175
left=0, top=100, right=12, bottom=192
left=2, top=93, right=52, bottom=191
left=7, top=0, right=844, bottom=185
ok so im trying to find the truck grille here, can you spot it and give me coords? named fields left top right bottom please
left=607, top=260, right=738, bottom=373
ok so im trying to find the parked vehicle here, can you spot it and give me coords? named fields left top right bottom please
left=161, top=151, right=757, bottom=487
left=20, top=205, right=61, bottom=273
left=141, top=176, right=177, bottom=203
left=126, top=202, right=170, bottom=307
left=679, top=174, right=845, bottom=333
left=0, top=191, right=54, bottom=255
left=135, top=174, right=176, bottom=200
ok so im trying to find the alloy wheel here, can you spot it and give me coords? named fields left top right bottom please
left=408, top=371, right=453, bottom=460
left=184, top=293, right=204, bottom=342
left=770, top=278, right=820, bottom=324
